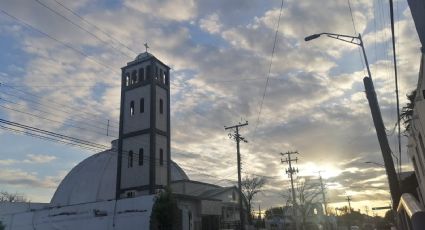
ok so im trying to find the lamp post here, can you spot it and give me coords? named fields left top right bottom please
left=304, top=32, right=401, bottom=211
left=304, top=33, right=371, bottom=80
left=364, top=161, right=385, bottom=168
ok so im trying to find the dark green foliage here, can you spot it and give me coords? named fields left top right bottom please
left=401, top=90, right=416, bottom=133
left=150, top=187, right=179, bottom=230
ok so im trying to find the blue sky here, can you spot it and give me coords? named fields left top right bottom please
left=0, top=0, right=422, bottom=215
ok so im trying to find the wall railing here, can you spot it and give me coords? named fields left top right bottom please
left=397, top=193, right=425, bottom=230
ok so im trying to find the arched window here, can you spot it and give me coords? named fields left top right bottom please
left=128, top=151, right=133, bottom=168
left=159, top=69, right=163, bottom=83
left=130, top=101, right=134, bottom=116
left=159, top=99, right=163, bottom=114
left=139, top=68, right=145, bottom=81
left=125, top=73, right=130, bottom=86
left=140, top=98, right=144, bottom=113
left=146, top=65, right=152, bottom=80
left=159, top=148, right=164, bottom=166
left=163, top=71, right=167, bottom=85
left=139, top=148, right=144, bottom=165
left=131, top=70, right=137, bottom=84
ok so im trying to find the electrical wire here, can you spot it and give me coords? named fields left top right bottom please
left=254, top=0, right=284, bottom=134
left=33, top=0, right=133, bottom=59
left=0, top=8, right=121, bottom=75
left=50, top=0, right=137, bottom=56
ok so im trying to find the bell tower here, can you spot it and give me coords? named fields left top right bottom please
left=116, top=52, right=171, bottom=198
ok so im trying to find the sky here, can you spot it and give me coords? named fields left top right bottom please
left=0, top=0, right=422, bottom=216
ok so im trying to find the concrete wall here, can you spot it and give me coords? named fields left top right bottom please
left=123, top=86, right=151, bottom=134
left=121, top=135, right=150, bottom=189
left=155, top=134, right=167, bottom=185
left=155, top=86, right=167, bottom=132
left=0, top=195, right=155, bottom=230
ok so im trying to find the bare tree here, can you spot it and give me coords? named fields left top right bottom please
left=0, top=191, right=27, bottom=202
left=241, top=175, right=267, bottom=223
left=295, top=177, right=323, bottom=230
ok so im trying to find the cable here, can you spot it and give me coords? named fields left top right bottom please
left=0, top=83, right=120, bottom=127
left=0, top=100, right=117, bottom=138
left=254, top=0, right=284, bottom=133
left=0, top=96, right=116, bottom=134
left=347, top=0, right=367, bottom=76
left=50, top=0, right=137, bottom=56
left=33, top=0, right=133, bottom=59
left=0, top=8, right=121, bottom=75
left=0, top=125, right=101, bottom=152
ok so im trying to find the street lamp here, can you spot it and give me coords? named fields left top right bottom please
left=304, top=32, right=372, bottom=80
left=304, top=31, right=402, bottom=211
left=364, top=161, right=385, bottom=168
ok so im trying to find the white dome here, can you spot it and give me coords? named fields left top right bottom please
left=50, top=150, right=189, bottom=206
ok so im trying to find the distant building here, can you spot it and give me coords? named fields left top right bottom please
left=0, top=52, right=248, bottom=230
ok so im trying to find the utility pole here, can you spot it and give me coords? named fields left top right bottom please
left=363, top=77, right=401, bottom=208
left=318, top=171, right=329, bottom=230
left=281, top=151, right=299, bottom=230
left=346, top=196, right=352, bottom=213
left=225, top=121, right=248, bottom=230
left=318, top=171, right=328, bottom=215
left=107, top=119, right=110, bottom=136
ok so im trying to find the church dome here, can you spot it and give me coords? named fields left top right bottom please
left=50, top=150, right=189, bottom=206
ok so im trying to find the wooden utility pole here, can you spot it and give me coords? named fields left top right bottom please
left=363, top=76, right=401, bottom=208
left=281, top=151, right=299, bottom=230
left=346, top=196, right=352, bottom=213
left=225, top=121, right=248, bottom=230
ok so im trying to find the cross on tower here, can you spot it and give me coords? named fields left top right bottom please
left=144, top=43, right=150, bottom=53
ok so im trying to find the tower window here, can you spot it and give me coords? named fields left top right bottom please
left=159, top=148, right=164, bottom=166
left=139, top=68, right=145, bottom=81
left=140, top=98, right=144, bottom=113
left=155, top=66, right=159, bottom=80
left=146, top=65, right=152, bottom=80
left=128, top=151, right=133, bottom=168
left=159, top=99, right=163, bottom=114
left=139, top=148, right=144, bottom=166
left=131, top=70, right=137, bottom=84
left=125, top=73, right=130, bottom=86
left=159, top=69, right=163, bottom=83
left=130, top=101, right=135, bottom=116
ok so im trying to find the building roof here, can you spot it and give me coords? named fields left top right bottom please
left=50, top=150, right=189, bottom=207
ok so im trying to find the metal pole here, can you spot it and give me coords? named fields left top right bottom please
left=236, top=126, right=245, bottom=230
left=363, top=76, right=401, bottom=208
left=359, top=34, right=373, bottom=80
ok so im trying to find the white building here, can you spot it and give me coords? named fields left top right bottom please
left=406, top=0, right=425, bottom=206
left=0, top=52, right=248, bottom=230
left=406, top=52, right=425, bottom=205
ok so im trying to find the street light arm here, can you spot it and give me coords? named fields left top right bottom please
left=325, top=33, right=361, bottom=46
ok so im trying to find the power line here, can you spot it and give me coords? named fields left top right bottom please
left=0, top=99, right=117, bottom=138
left=254, top=0, right=284, bottom=133
left=347, top=0, right=367, bottom=76
left=0, top=83, right=120, bottom=127
left=33, top=0, right=133, bottom=59
left=50, top=0, right=137, bottom=56
left=0, top=8, right=121, bottom=75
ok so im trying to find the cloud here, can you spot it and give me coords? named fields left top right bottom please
left=0, top=169, right=60, bottom=189
left=199, top=13, right=222, bottom=34
left=0, top=0, right=420, bottom=213
left=23, top=154, right=56, bottom=164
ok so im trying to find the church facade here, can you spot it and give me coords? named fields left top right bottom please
left=0, top=53, right=248, bottom=230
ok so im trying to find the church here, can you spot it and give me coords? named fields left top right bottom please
left=0, top=53, right=248, bottom=230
